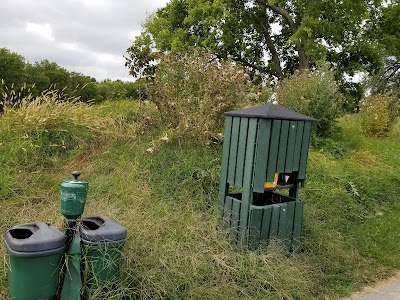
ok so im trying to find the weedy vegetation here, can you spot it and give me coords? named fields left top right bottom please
left=1, top=59, right=400, bottom=299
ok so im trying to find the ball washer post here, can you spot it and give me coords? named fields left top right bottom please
left=59, top=171, right=89, bottom=300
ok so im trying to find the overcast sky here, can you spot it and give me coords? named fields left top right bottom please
left=0, top=0, right=169, bottom=81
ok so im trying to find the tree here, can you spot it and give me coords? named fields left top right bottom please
left=68, top=72, right=100, bottom=103
left=98, top=79, right=129, bottom=101
left=0, top=48, right=26, bottom=88
left=126, top=0, right=384, bottom=83
left=25, top=63, right=50, bottom=97
left=368, top=2, right=400, bottom=94
left=33, top=60, right=71, bottom=90
left=125, top=33, right=157, bottom=79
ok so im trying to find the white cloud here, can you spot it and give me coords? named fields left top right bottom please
left=26, top=22, right=54, bottom=41
left=0, top=0, right=170, bottom=81
left=59, top=42, right=82, bottom=52
left=129, top=31, right=142, bottom=39
left=97, top=53, right=120, bottom=63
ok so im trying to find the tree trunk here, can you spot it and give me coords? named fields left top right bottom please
left=259, top=1, right=310, bottom=73
left=252, top=5, right=284, bottom=79
left=265, top=31, right=284, bottom=79
left=297, top=44, right=309, bottom=72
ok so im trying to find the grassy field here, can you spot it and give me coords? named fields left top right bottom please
left=1, top=98, right=400, bottom=299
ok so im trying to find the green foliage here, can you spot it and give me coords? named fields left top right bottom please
left=0, top=48, right=26, bottom=88
left=25, top=60, right=101, bottom=103
left=126, top=0, right=386, bottom=86
left=359, top=92, right=398, bottom=137
left=146, top=49, right=255, bottom=145
left=2, top=101, right=400, bottom=299
left=276, top=67, right=344, bottom=137
left=98, top=79, right=144, bottom=101
left=365, top=2, right=400, bottom=94
left=0, top=48, right=141, bottom=106
left=125, top=32, right=157, bottom=79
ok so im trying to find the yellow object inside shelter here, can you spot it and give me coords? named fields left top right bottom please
left=264, top=173, right=279, bottom=189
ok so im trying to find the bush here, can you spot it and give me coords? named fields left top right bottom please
left=146, top=49, right=255, bottom=145
left=276, top=67, right=344, bottom=137
left=360, top=92, right=398, bottom=137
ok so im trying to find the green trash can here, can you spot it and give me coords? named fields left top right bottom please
left=80, top=216, right=127, bottom=290
left=4, top=222, right=66, bottom=300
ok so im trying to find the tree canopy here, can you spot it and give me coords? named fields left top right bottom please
left=370, top=1, right=400, bottom=93
left=0, top=48, right=143, bottom=108
left=126, top=0, right=393, bottom=85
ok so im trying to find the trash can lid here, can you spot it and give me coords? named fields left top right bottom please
left=4, top=222, right=66, bottom=253
left=79, top=216, right=127, bottom=242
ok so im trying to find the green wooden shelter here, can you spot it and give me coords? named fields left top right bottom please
left=218, top=104, right=316, bottom=248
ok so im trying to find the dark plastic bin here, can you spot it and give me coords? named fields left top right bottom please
left=4, top=222, right=66, bottom=300
left=79, top=216, right=127, bottom=289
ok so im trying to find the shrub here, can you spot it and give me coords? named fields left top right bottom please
left=146, top=49, right=255, bottom=145
left=276, top=67, right=344, bottom=137
left=360, top=92, right=398, bottom=137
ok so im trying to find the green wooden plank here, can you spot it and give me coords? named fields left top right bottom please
left=285, top=201, right=296, bottom=240
left=248, top=207, right=263, bottom=248
left=276, top=120, right=290, bottom=173
left=298, top=122, right=312, bottom=179
left=239, top=118, right=258, bottom=239
left=253, top=119, right=272, bottom=193
left=231, top=199, right=241, bottom=241
left=223, top=196, right=233, bottom=225
left=218, top=117, right=233, bottom=209
left=235, top=118, right=249, bottom=187
left=277, top=204, right=288, bottom=238
left=269, top=204, right=282, bottom=237
left=292, top=121, right=304, bottom=172
left=292, top=200, right=304, bottom=251
left=227, top=117, right=240, bottom=184
left=285, top=121, right=297, bottom=173
left=260, top=206, right=273, bottom=241
left=266, top=120, right=281, bottom=182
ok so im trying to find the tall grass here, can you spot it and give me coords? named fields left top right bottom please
left=1, top=97, right=400, bottom=299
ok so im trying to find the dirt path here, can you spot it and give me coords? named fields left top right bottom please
left=347, top=273, right=400, bottom=300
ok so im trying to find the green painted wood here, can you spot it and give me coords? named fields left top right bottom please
left=292, top=200, right=304, bottom=251
left=285, top=201, right=296, bottom=239
left=248, top=207, right=263, bottom=248
left=285, top=121, right=297, bottom=173
left=223, top=196, right=233, bottom=225
left=227, top=117, right=241, bottom=184
left=235, top=118, right=249, bottom=187
left=231, top=199, right=241, bottom=241
left=266, top=120, right=281, bottom=182
left=292, top=121, right=304, bottom=172
left=239, top=118, right=258, bottom=239
left=276, top=121, right=290, bottom=173
left=269, top=204, right=282, bottom=237
left=260, top=206, right=272, bottom=241
left=277, top=204, right=288, bottom=238
left=298, top=122, right=312, bottom=179
left=253, top=119, right=272, bottom=193
left=218, top=117, right=233, bottom=209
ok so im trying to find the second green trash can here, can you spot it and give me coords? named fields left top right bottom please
left=4, top=222, right=66, bottom=300
left=80, top=216, right=127, bottom=290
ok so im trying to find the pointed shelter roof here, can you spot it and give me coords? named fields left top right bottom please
left=225, top=104, right=317, bottom=121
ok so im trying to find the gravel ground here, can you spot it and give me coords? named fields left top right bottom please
left=347, top=273, right=400, bottom=300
